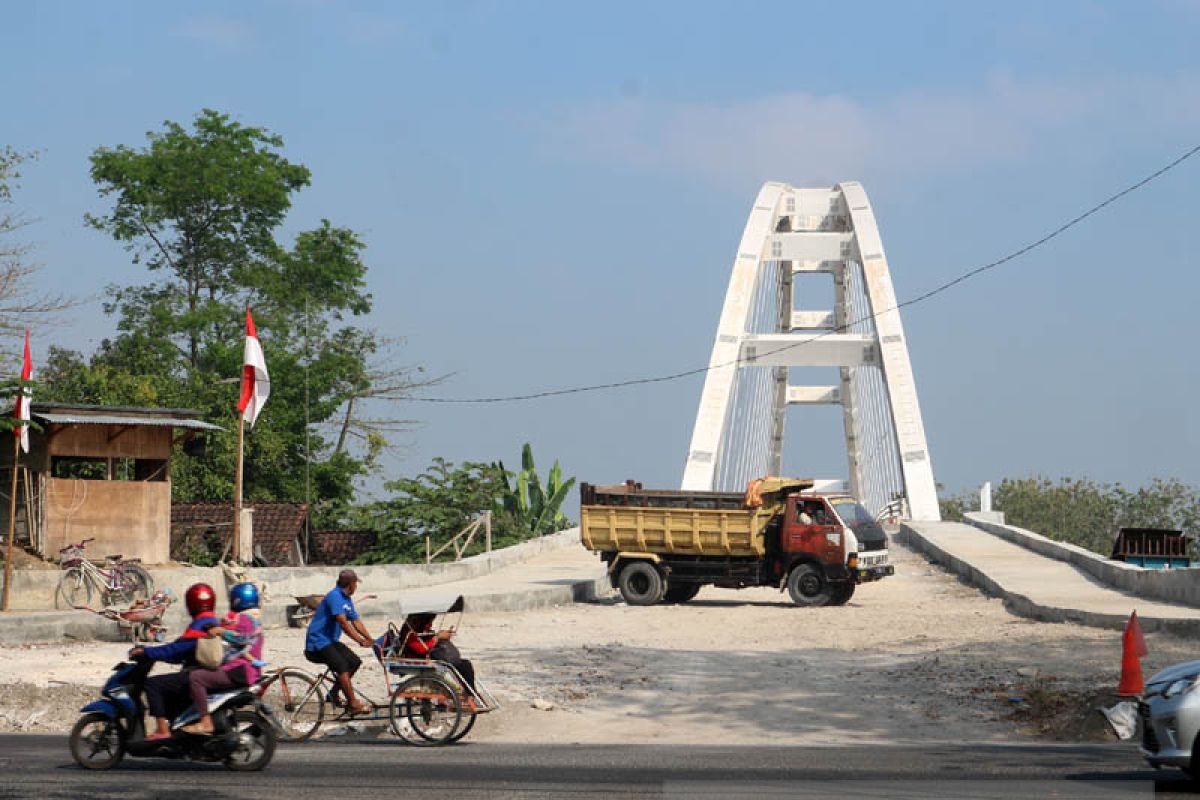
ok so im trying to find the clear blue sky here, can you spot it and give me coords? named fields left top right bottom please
left=4, top=1, right=1199, bottom=508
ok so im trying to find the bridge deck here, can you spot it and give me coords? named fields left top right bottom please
left=901, top=520, right=1200, bottom=634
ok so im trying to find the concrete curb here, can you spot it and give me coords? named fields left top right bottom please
left=962, top=513, right=1200, bottom=609
left=0, top=573, right=613, bottom=644
left=897, top=524, right=1200, bottom=637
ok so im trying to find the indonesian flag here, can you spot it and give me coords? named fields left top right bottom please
left=13, top=330, right=30, bottom=453
left=237, top=309, right=270, bottom=428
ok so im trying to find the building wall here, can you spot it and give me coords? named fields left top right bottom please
left=48, top=425, right=173, bottom=460
left=42, top=478, right=171, bottom=564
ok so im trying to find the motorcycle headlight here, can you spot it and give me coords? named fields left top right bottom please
left=1163, top=675, right=1200, bottom=698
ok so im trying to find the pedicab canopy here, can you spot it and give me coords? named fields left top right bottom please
left=399, top=594, right=465, bottom=620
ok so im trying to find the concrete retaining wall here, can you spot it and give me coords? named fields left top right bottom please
left=1, top=527, right=583, bottom=627
left=962, top=513, right=1200, bottom=609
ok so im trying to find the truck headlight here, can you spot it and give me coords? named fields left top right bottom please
left=1163, top=675, right=1200, bottom=698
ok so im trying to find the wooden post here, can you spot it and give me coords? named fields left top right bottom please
left=2, top=436, right=20, bottom=611
left=232, top=414, right=245, bottom=564
left=425, top=535, right=431, bottom=565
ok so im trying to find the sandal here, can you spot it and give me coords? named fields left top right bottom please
left=348, top=701, right=371, bottom=716
left=144, top=732, right=172, bottom=742
left=180, top=723, right=214, bottom=736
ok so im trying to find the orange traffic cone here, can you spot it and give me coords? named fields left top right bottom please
left=1117, top=610, right=1149, bottom=696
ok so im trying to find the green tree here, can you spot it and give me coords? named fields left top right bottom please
left=44, top=110, right=435, bottom=526
left=355, top=458, right=521, bottom=564
left=497, top=443, right=575, bottom=535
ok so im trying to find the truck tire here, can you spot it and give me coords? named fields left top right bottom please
left=618, top=561, right=665, bottom=606
left=829, top=582, right=855, bottom=606
left=662, top=583, right=701, bottom=604
left=787, top=563, right=832, bottom=607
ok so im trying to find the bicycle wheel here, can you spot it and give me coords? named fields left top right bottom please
left=388, top=675, right=461, bottom=746
left=122, top=564, right=154, bottom=601
left=258, top=669, right=326, bottom=742
left=56, top=567, right=93, bottom=609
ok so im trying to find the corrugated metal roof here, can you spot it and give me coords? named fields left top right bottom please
left=33, top=412, right=223, bottom=431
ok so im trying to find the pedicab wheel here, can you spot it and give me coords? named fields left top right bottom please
left=388, top=675, right=462, bottom=746
left=69, top=712, right=125, bottom=770
left=258, top=668, right=325, bottom=742
left=447, top=710, right=477, bottom=743
left=224, top=710, right=277, bottom=771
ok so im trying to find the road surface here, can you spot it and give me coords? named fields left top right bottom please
left=0, top=735, right=1187, bottom=799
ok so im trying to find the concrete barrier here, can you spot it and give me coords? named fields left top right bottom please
left=962, top=513, right=1200, bottom=609
left=0, top=527, right=582, bottom=620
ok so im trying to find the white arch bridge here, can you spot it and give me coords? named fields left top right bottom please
left=682, top=181, right=941, bottom=522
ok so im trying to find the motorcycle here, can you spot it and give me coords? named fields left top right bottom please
left=68, top=660, right=277, bottom=771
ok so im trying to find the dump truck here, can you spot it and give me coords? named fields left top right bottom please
left=579, top=477, right=893, bottom=606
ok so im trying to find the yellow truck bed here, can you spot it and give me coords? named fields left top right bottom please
left=580, top=504, right=770, bottom=557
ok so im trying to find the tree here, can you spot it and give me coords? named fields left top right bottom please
left=44, top=110, right=436, bottom=526
left=355, top=458, right=520, bottom=564
left=497, top=443, right=575, bottom=535
left=0, top=147, right=73, bottom=346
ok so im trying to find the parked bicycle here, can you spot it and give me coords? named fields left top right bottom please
left=55, top=538, right=154, bottom=610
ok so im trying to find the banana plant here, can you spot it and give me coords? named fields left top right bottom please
left=497, top=443, right=575, bottom=535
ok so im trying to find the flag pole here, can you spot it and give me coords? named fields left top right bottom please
left=2, top=434, right=19, bottom=612
left=232, top=412, right=245, bottom=564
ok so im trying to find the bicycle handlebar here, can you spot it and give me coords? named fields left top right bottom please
left=58, top=537, right=95, bottom=553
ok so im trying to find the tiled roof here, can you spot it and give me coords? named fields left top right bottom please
left=171, top=501, right=309, bottom=566
left=309, top=529, right=378, bottom=565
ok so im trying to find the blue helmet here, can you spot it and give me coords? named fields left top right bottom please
left=229, top=582, right=260, bottom=612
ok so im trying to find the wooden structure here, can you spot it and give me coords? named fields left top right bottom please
left=1110, top=527, right=1194, bottom=570
left=0, top=404, right=221, bottom=564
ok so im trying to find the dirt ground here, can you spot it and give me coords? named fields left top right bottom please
left=1, top=541, right=1192, bottom=744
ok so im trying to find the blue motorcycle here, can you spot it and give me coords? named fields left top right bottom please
left=68, top=660, right=277, bottom=771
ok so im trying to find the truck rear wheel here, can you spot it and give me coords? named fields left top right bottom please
left=787, top=564, right=832, bottom=607
left=662, top=583, right=701, bottom=604
left=618, top=561, right=665, bottom=606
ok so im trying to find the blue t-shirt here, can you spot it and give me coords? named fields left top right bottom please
left=305, top=586, right=359, bottom=652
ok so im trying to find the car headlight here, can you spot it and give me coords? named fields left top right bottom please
left=1163, top=675, right=1200, bottom=698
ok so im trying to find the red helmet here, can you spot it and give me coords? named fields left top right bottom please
left=185, top=583, right=217, bottom=617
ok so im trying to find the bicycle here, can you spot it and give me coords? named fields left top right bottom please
left=256, top=663, right=467, bottom=746
left=55, top=538, right=154, bottom=610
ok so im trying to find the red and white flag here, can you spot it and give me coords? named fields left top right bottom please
left=237, top=309, right=270, bottom=428
left=13, top=330, right=30, bottom=453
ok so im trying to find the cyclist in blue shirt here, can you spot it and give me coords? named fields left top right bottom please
left=304, top=569, right=373, bottom=715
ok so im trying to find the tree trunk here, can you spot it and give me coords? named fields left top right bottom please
left=335, top=395, right=355, bottom=455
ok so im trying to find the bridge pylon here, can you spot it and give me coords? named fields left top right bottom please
left=681, top=182, right=941, bottom=521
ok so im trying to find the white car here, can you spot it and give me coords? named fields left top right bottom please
left=1140, top=659, right=1200, bottom=774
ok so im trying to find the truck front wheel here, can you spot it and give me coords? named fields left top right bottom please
left=618, top=561, right=666, bottom=606
left=787, top=564, right=832, bottom=607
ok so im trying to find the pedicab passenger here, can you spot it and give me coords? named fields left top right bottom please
left=128, top=582, right=220, bottom=741
left=401, top=612, right=476, bottom=691
left=180, top=582, right=265, bottom=735
left=303, top=569, right=374, bottom=715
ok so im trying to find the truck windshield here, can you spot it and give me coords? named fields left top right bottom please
left=829, top=498, right=886, bottom=543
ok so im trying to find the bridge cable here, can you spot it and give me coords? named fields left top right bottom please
left=412, top=142, right=1200, bottom=404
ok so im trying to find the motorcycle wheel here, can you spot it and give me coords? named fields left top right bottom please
left=223, top=710, right=277, bottom=772
left=69, top=712, right=125, bottom=770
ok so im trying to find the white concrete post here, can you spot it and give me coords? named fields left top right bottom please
left=981, top=482, right=992, bottom=514
left=238, top=507, right=254, bottom=565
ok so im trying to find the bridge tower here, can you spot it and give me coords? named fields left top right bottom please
left=681, top=182, right=940, bottom=521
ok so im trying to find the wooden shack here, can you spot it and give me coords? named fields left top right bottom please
left=0, top=404, right=221, bottom=565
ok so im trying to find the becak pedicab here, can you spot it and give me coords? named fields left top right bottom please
left=375, top=595, right=499, bottom=745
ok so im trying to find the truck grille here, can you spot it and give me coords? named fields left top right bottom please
left=1139, top=702, right=1159, bottom=753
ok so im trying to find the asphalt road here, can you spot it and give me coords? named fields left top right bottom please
left=0, top=735, right=1193, bottom=799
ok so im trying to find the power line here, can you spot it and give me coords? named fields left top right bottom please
left=412, top=142, right=1200, bottom=404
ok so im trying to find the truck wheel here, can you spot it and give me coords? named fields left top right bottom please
left=662, top=583, right=701, bottom=604
left=618, top=562, right=665, bottom=606
left=787, top=564, right=832, bottom=607
left=829, top=583, right=855, bottom=606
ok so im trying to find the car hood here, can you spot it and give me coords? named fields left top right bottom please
left=1146, top=659, right=1200, bottom=689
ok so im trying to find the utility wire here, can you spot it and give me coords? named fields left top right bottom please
left=412, top=142, right=1200, bottom=404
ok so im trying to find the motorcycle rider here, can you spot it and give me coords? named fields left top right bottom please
left=180, top=582, right=265, bottom=736
left=128, top=582, right=220, bottom=740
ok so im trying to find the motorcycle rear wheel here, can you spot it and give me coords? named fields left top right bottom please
left=224, top=710, right=277, bottom=771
